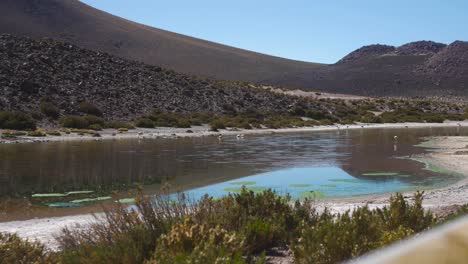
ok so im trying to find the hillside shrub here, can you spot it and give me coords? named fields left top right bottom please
left=59, top=115, right=89, bottom=129
left=105, top=121, right=134, bottom=129
left=135, top=118, right=154, bottom=128
left=39, top=101, right=60, bottom=119
left=78, top=101, right=102, bottom=116
left=0, top=111, right=36, bottom=130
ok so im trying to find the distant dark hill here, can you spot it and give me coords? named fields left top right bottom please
left=0, top=0, right=323, bottom=85
left=279, top=41, right=468, bottom=97
left=1, top=0, right=468, bottom=97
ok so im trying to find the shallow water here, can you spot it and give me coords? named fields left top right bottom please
left=0, top=127, right=467, bottom=200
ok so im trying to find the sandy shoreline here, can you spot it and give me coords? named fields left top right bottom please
left=1, top=121, right=468, bottom=144
left=0, top=123, right=467, bottom=248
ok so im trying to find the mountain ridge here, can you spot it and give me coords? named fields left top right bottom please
left=1, top=0, right=468, bottom=97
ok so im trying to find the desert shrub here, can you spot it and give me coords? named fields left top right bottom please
left=46, top=130, right=61, bottom=136
left=59, top=115, right=89, bottom=129
left=135, top=118, right=154, bottom=128
left=59, top=115, right=104, bottom=129
left=55, top=193, right=191, bottom=264
left=148, top=218, right=246, bottom=264
left=0, top=111, right=36, bottom=130
left=360, top=112, right=382, bottom=123
left=210, top=119, right=226, bottom=131
left=105, top=121, right=134, bottom=129
left=78, top=101, right=102, bottom=116
left=0, top=232, right=53, bottom=264
left=39, top=101, right=60, bottom=119
left=1, top=130, right=27, bottom=137
left=442, top=204, right=468, bottom=223
left=292, top=192, right=435, bottom=264
left=376, top=192, right=435, bottom=232
left=27, top=130, right=46, bottom=137
left=89, top=124, right=103, bottom=131
left=84, top=115, right=105, bottom=127
left=191, top=189, right=313, bottom=254
left=50, top=188, right=437, bottom=264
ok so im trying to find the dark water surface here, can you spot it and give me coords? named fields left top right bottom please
left=1, top=127, right=467, bottom=198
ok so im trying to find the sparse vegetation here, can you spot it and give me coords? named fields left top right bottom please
left=0, top=189, right=448, bottom=263
left=78, top=101, right=102, bottom=117
left=59, top=115, right=105, bottom=129
left=135, top=118, right=155, bottom=128
left=0, top=111, right=36, bottom=130
left=39, top=100, right=60, bottom=119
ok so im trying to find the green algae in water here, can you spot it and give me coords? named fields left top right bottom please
left=70, top=196, right=112, bottom=204
left=32, top=190, right=95, bottom=198
left=289, top=184, right=312, bottom=188
left=362, top=172, right=400, bottom=176
left=415, top=139, right=435, bottom=148
left=66, top=190, right=94, bottom=195
left=410, top=158, right=454, bottom=174
left=223, top=187, right=267, bottom=193
left=321, top=184, right=337, bottom=188
left=32, top=193, right=68, bottom=198
left=46, top=202, right=83, bottom=207
left=229, top=181, right=256, bottom=186
left=300, top=190, right=325, bottom=199
left=329, top=179, right=361, bottom=184
left=118, top=198, right=136, bottom=204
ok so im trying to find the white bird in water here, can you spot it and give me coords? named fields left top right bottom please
left=236, top=134, right=244, bottom=139
left=394, top=136, right=398, bottom=141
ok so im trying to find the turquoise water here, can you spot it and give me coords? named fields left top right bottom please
left=181, top=165, right=451, bottom=200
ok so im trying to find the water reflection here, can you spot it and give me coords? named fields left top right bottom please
left=0, top=127, right=467, bottom=196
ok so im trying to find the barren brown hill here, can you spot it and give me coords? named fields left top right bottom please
left=0, top=0, right=323, bottom=85
left=1, top=0, right=468, bottom=97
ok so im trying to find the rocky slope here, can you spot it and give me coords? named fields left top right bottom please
left=0, top=34, right=321, bottom=120
left=1, top=0, right=467, bottom=97
left=0, top=0, right=323, bottom=85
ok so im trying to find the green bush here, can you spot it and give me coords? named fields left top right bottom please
left=27, top=130, right=46, bottom=137
left=59, top=115, right=89, bottom=129
left=59, top=115, right=104, bottom=129
left=148, top=218, right=246, bottom=264
left=0, top=111, right=36, bottom=130
left=135, top=118, right=154, bottom=128
left=105, top=121, right=134, bottom=129
left=46, top=188, right=442, bottom=264
left=88, top=124, right=103, bottom=131
left=78, top=101, right=102, bottom=116
left=210, top=119, right=226, bottom=131
left=0, top=232, right=53, bottom=263
left=292, top=192, right=435, bottom=264
left=39, top=101, right=60, bottom=119
left=84, top=115, right=105, bottom=127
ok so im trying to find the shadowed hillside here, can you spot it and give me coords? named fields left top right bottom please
left=0, top=0, right=323, bottom=85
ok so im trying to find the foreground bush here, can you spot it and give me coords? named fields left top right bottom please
left=55, top=193, right=191, bottom=264
left=0, top=111, right=36, bottom=130
left=2, top=190, right=441, bottom=264
left=0, top=232, right=51, bottom=264
left=292, top=192, right=435, bottom=264
left=148, top=218, right=247, bottom=264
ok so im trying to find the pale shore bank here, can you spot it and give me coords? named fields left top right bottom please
left=1, top=120, right=468, bottom=144
left=0, top=123, right=467, bottom=249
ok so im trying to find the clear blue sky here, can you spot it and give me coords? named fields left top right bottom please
left=80, top=0, right=467, bottom=64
